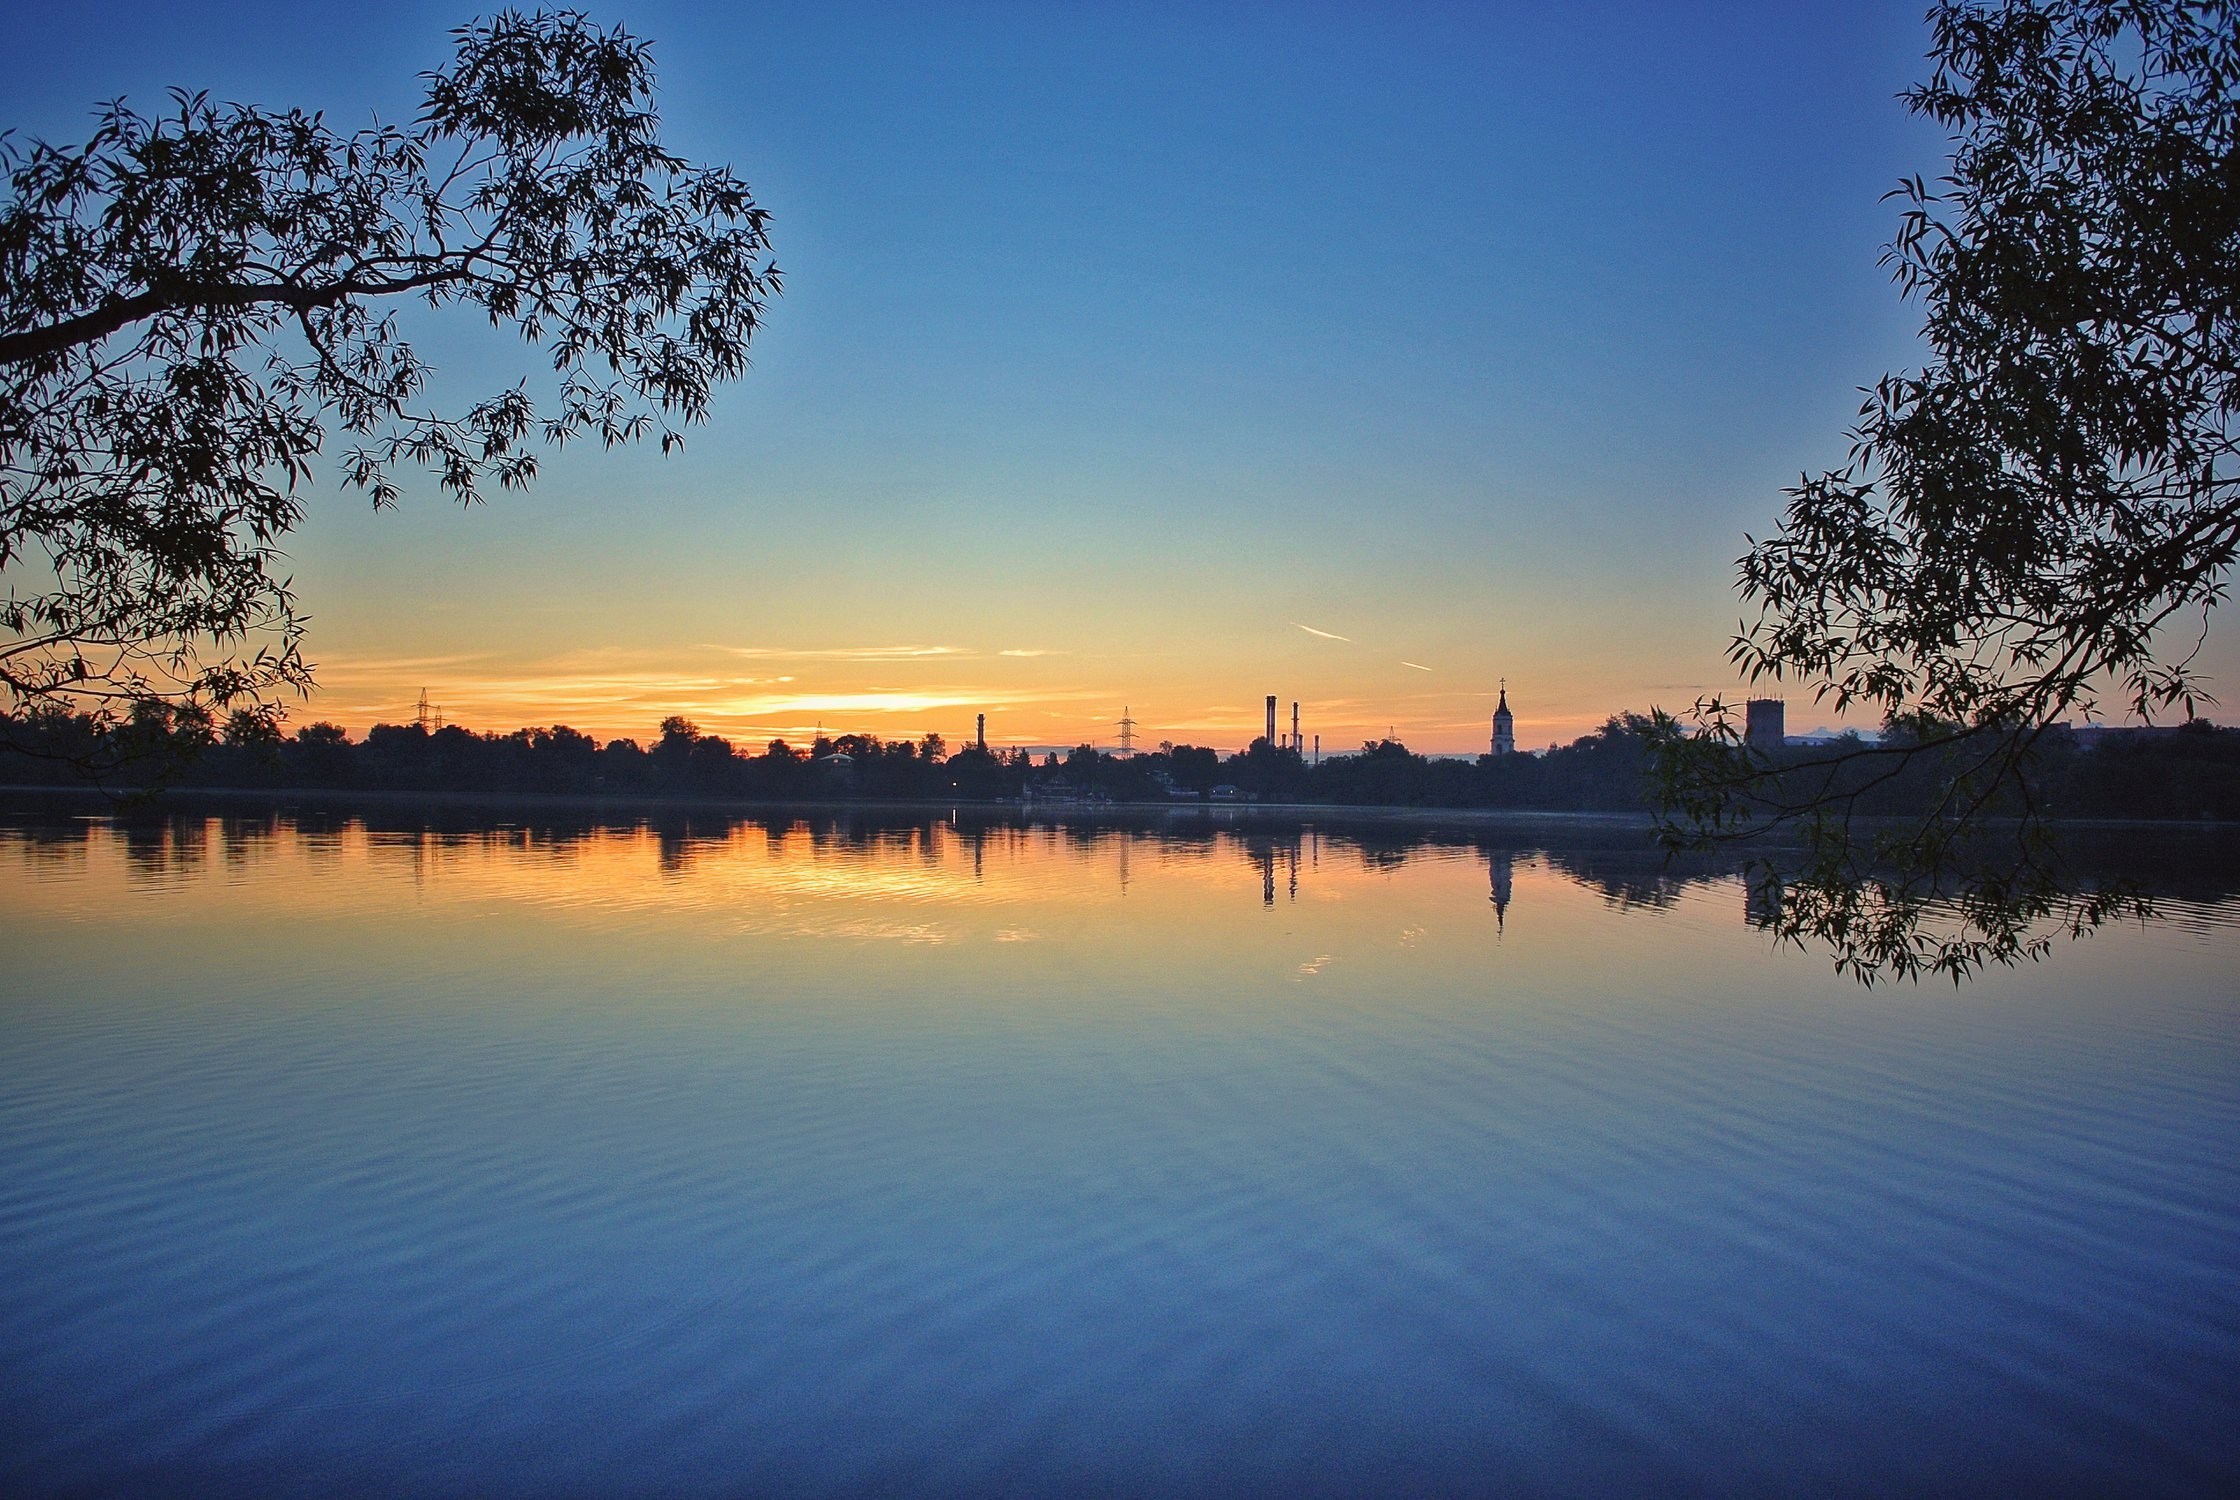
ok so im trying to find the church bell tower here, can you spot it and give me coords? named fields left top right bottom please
left=1491, top=681, right=1515, bottom=757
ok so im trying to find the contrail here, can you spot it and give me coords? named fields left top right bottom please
left=1400, top=661, right=1433, bottom=672
left=1292, top=622, right=1352, bottom=642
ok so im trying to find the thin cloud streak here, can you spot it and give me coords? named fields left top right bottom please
left=1292, top=622, right=1352, bottom=642
left=708, top=644, right=965, bottom=661
left=735, top=691, right=1026, bottom=716
left=1400, top=661, right=1433, bottom=672
left=311, top=650, right=496, bottom=673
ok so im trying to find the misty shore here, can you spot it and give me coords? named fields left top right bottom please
left=8, top=783, right=2238, bottom=833
left=0, top=783, right=1656, bottom=827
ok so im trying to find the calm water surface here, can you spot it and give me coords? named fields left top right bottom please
left=3, top=802, right=2237, bottom=1497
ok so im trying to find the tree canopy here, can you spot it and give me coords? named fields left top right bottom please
left=1656, top=0, right=2240, bottom=978
left=0, top=10, right=778, bottom=756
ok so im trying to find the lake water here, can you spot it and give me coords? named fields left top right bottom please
left=3, top=799, right=2237, bottom=1497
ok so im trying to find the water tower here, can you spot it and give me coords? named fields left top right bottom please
left=1745, top=698, right=1785, bottom=751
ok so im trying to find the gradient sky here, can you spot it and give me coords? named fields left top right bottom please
left=8, top=1, right=2228, bottom=754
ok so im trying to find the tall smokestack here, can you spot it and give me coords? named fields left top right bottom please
left=976, top=712, right=987, bottom=752
left=1291, top=702, right=1300, bottom=752
left=1265, top=695, right=1277, bottom=748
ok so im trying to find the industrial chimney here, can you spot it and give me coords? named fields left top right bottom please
left=1265, top=695, right=1277, bottom=749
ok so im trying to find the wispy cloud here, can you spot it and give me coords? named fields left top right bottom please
left=737, top=690, right=1020, bottom=715
left=1400, top=660, right=1433, bottom=672
left=998, top=648, right=1060, bottom=657
left=707, top=644, right=964, bottom=661
left=311, top=651, right=496, bottom=673
left=1292, top=622, right=1352, bottom=642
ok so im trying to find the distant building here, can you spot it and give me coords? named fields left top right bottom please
left=1490, top=685, right=1515, bottom=756
left=2064, top=721, right=2189, bottom=751
left=1745, top=698, right=1785, bottom=751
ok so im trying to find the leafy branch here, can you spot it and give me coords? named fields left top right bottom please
left=0, top=9, right=779, bottom=761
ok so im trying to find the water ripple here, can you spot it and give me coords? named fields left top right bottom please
left=3, top=810, right=2236, bottom=1496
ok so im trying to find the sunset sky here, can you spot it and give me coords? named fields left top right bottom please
left=8, top=1, right=2229, bottom=754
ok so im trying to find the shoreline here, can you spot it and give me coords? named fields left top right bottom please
left=4, top=782, right=2235, bottom=832
left=0, top=782, right=1653, bottom=827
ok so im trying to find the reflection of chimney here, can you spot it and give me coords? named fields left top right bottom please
left=976, top=712, right=987, bottom=752
left=1266, top=695, right=1277, bottom=747
left=1291, top=702, right=1300, bottom=752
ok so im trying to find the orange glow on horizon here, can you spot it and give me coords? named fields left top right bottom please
left=297, top=645, right=1808, bottom=756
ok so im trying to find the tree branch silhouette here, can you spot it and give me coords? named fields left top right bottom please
left=0, top=9, right=780, bottom=772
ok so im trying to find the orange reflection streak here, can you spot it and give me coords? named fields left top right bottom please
left=3, top=815, right=1778, bottom=1011
left=9, top=813, right=2238, bottom=1028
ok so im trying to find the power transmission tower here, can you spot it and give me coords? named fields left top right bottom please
left=1115, top=706, right=1139, bottom=756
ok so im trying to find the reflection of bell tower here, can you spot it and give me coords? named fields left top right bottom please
left=1745, top=873, right=1781, bottom=931
left=1488, top=846, right=1513, bottom=932
left=1491, top=680, right=1515, bottom=757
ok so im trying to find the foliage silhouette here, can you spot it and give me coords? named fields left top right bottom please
left=0, top=11, right=778, bottom=771
left=1656, top=0, right=2240, bottom=979
left=6, top=699, right=2231, bottom=849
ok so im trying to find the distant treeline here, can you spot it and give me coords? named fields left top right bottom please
left=3, top=709, right=2238, bottom=819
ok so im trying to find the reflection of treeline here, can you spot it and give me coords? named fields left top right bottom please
left=3, top=707, right=2237, bottom=819
left=7, top=797, right=2235, bottom=918
left=1726, top=718, right=2240, bottom=824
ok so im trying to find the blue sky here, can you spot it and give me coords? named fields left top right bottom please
left=12, top=1, right=2188, bottom=752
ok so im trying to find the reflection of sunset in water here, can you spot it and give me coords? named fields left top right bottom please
left=13, top=806, right=2239, bottom=1023
left=9, top=809, right=1797, bottom=1032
